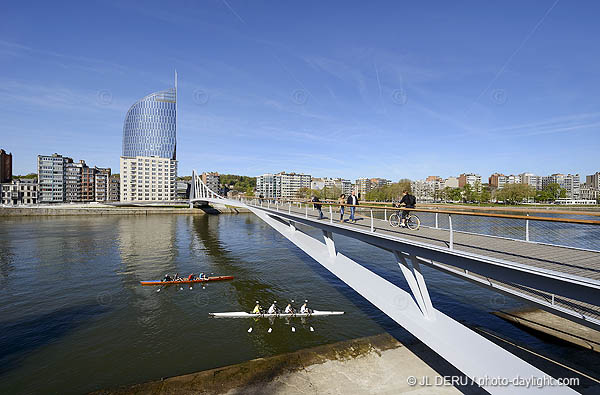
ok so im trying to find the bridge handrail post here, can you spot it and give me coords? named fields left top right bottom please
left=435, top=212, right=439, bottom=229
left=305, top=204, right=308, bottom=218
left=289, top=202, right=291, bottom=214
left=384, top=208, right=387, bottom=221
left=370, top=209, right=374, bottom=232
left=526, top=213, right=530, bottom=242
left=449, top=214, right=454, bottom=250
left=330, top=205, right=333, bottom=224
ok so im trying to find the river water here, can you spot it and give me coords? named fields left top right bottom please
left=0, top=213, right=598, bottom=394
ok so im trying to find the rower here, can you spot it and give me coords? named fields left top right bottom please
left=300, top=300, right=310, bottom=314
left=188, top=273, right=195, bottom=281
left=163, top=274, right=172, bottom=282
left=267, top=301, right=278, bottom=314
left=199, top=272, right=205, bottom=280
left=252, top=301, right=262, bottom=314
left=174, top=272, right=180, bottom=281
left=284, top=300, right=295, bottom=314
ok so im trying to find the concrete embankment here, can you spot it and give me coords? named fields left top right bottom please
left=0, top=204, right=251, bottom=217
left=0, top=207, right=207, bottom=217
left=494, top=308, right=600, bottom=352
left=93, top=333, right=459, bottom=395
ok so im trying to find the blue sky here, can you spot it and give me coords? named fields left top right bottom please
left=2, top=0, right=599, bottom=181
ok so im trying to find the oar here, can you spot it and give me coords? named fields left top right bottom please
left=268, top=327, right=272, bottom=333
left=247, top=327, right=253, bottom=333
left=310, top=326, right=315, bottom=332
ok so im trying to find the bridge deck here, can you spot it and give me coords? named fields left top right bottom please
left=251, top=203, right=600, bottom=323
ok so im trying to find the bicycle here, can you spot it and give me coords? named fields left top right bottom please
left=389, top=208, right=420, bottom=230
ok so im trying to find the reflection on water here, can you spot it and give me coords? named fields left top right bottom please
left=0, top=213, right=598, bottom=394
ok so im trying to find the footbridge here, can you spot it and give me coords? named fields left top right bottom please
left=189, top=170, right=600, bottom=394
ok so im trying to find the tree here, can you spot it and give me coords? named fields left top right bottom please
left=495, top=184, right=535, bottom=204
left=447, top=188, right=462, bottom=202
left=479, top=186, right=492, bottom=203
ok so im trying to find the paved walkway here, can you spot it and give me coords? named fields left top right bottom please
left=251, top=202, right=600, bottom=323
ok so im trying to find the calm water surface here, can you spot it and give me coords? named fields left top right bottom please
left=0, top=213, right=598, bottom=394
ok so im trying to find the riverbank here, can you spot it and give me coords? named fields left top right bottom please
left=92, top=333, right=459, bottom=394
left=0, top=204, right=251, bottom=216
left=493, top=308, right=600, bottom=352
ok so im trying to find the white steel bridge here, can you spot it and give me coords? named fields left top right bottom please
left=189, top=170, right=600, bottom=394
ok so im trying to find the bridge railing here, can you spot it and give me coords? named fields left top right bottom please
left=238, top=197, right=600, bottom=251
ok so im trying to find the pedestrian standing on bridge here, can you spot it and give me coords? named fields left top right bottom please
left=347, top=191, right=359, bottom=223
left=338, top=194, right=346, bottom=222
left=312, top=195, right=323, bottom=219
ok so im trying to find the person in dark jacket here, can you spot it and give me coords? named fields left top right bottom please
left=398, top=190, right=416, bottom=227
left=347, top=191, right=359, bottom=223
left=312, top=195, right=323, bottom=219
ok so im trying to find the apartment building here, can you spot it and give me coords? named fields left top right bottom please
left=256, top=173, right=282, bottom=199
left=37, top=153, right=73, bottom=203
left=488, top=173, right=506, bottom=189
left=280, top=172, right=311, bottom=198
left=109, top=175, right=120, bottom=202
left=311, top=177, right=352, bottom=195
left=65, top=160, right=85, bottom=202
left=355, top=178, right=371, bottom=198
left=201, top=172, right=220, bottom=193
left=520, top=173, right=542, bottom=190
left=120, top=156, right=178, bottom=202
left=95, top=168, right=111, bottom=202
left=444, top=177, right=459, bottom=189
left=458, top=173, right=482, bottom=189
left=542, top=174, right=580, bottom=199
left=586, top=172, right=600, bottom=190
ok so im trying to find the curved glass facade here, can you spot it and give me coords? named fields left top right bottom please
left=122, top=88, right=177, bottom=159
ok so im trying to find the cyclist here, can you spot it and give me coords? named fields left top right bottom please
left=397, top=191, right=416, bottom=227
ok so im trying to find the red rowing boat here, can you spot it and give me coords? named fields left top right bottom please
left=140, top=275, right=234, bottom=286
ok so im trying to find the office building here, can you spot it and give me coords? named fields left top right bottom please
left=1, top=178, right=37, bottom=205
left=37, top=153, right=72, bottom=203
left=120, top=74, right=178, bottom=202
left=0, top=149, right=12, bottom=183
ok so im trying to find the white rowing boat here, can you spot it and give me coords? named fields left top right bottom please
left=209, top=310, right=344, bottom=318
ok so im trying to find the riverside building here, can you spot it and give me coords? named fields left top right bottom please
left=37, top=153, right=72, bottom=203
left=120, top=74, right=178, bottom=202
left=1, top=178, right=37, bottom=205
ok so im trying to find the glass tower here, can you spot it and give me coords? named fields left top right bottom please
left=122, top=75, right=177, bottom=160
